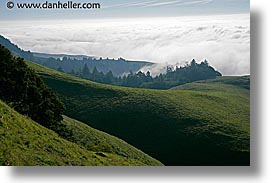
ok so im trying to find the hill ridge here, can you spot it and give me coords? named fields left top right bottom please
left=27, top=61, right=250, bottom=165
left=0, top=100, right=162, bottom=166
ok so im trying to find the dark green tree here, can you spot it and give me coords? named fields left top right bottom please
left=0, top=45, right=65, bottom=131
left=82, top=64, right=91, bottom=79
left=57, top=66, right=64, bottom=73
left=105, top=70, right=115, bottom=84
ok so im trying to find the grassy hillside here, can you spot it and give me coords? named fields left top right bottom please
left=171, top=75, right=250, bottom=90
left=27, top=61, right=250, bottom=165
left=61, top=116, right=162, bottom=165
left=0, top=100, right=163, bottom=166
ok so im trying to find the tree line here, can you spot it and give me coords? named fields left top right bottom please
left=67, top=59, right=222, bottom=89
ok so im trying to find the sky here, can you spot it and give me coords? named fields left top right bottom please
left=0, top=0, right=250, bottom=75
left=0, top=0, right=250, bottom=20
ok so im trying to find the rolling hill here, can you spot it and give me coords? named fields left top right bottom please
left=27, top=61, right=250, bottom=165
left=0, top=44, right=162, bottom=166
left=170, top=76, right=250, bottom=91
left=61, top=115, right=162, bottom=165
left=0, top=100, right=162, bottom=166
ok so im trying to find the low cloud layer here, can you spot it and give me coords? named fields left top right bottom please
left=0, top=14, right=250, bottom=75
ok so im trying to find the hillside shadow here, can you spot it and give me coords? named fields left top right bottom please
left=11, top=11, right=261, bottom=178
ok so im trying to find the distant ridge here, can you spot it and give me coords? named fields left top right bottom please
left=32, top=52, right=97, bottom=60
left=0, top=35, right=153, bottom=76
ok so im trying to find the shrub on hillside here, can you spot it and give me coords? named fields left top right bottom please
left=0, top=45, right=65, bottom=130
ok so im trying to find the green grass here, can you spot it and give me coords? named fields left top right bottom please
left=170, top=76, right=250, bottom=101
left=171, top=75, right=250, bottom=92
left=27, top=61, right=250, bottom=165
left=0, top=100, right=162, bottom=166
left=61, top=115, right=162, bottom=166
left=199, top=75, right=250, bottom=89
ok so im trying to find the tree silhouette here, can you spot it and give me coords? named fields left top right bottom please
left=0, top=45, right=65, bottom=131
